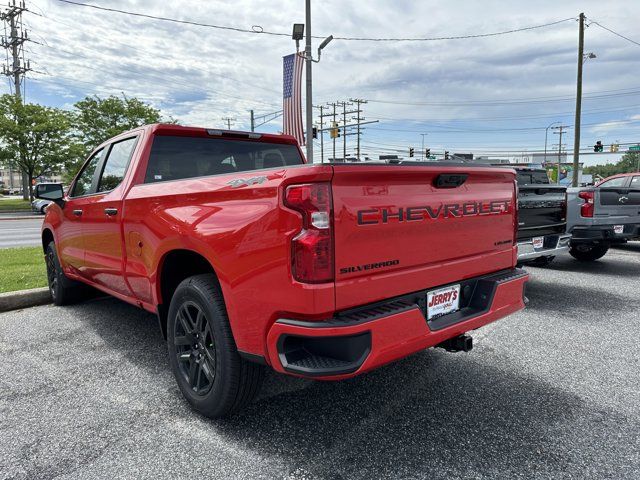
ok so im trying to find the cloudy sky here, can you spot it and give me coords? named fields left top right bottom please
left=10, top=0, right=640, bottom=165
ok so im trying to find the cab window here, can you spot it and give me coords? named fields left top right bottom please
left=598, top=177, right=628, bottom=188
left=97, top=137, right=137, bottom=193
left=144, top=136, right=304, bottom=183
left=70, top=149, right=104, bottom=197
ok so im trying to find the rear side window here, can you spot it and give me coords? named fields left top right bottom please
left=599, top=177, right=628, bottom=188
left=144, top=135, right=304, bottom=183
left=630, top=176, right=640, bottom=188
left=71, top=148, right=104, bottom=197
left=98, top=137, right=137, bottom=193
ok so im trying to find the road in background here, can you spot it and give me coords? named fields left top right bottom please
left=0, top=246, right=639, bottom=479
left=0, top=217, right=42, bottom=248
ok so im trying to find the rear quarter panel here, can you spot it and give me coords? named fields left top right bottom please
left=122, top=164, right=335, bottom=355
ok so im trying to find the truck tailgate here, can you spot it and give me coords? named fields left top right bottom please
left=331, top=165, right=517, bottom=310
left=517, top=185, right=566, bottom=240
left=596, top=187, right=640, bottom=220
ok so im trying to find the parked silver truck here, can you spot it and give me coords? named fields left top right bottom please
left=566, top=172, right=640, bottom=261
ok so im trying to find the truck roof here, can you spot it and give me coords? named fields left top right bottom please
left=144, top=123, right=299, bottom=145
left=596, top=171, right=639, bottom=186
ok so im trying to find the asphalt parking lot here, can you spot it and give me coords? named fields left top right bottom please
left=1, top=245, right=639, bottom=480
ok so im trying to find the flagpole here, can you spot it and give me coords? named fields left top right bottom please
left=304, top=0, right=313, bottom=163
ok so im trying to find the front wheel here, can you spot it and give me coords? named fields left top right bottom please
left=569, top=244, right=609, bottom=262
left=45, top=242, right=88, bottom=305
left=167, top=274, right=264, bottom=418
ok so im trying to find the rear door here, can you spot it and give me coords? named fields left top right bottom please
left=595, top=176, right=640, bottom=220
left=331, top=165, right=517, bottom=309
left=79, top=136, right=138, bottom=296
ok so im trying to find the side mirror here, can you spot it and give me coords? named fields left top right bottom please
left=35, top=183, right=64, bottom=201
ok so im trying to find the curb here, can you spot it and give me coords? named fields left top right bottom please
left=0, top=214, right=41, bottom=220
left=0, top=287, right=51, bottom=312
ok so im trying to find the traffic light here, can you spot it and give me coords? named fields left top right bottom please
left=610, top=143, right=619, bottom=153
left=444, top=151, right=450, bottom=160
left=330, top=122, right=340, bottom=139
left=409, top=147, right=414, bottom=157
left=312, top=127, right=318, bottom=139
left=594, top=140, right=604, bottom=152
left=425, top=148, right=430, bottom=157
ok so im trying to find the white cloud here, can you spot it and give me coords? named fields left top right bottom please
left=12, top=0, right=640, bottom=161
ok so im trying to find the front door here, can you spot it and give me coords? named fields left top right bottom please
left=57, top=148, right=105, bottom=275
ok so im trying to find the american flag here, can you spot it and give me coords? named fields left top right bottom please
left=282, top=53, right=305, bottom=146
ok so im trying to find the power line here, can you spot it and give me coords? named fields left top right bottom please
left=367, top=89, right=640, bottom=107
left=56, top=2, right=575, bottom=43
left=590, top=20, right=640, bottom=48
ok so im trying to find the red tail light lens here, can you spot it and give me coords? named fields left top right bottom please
left=579, top=190, right=595, bottom=217
left=284, top=183, right=334, bottom=283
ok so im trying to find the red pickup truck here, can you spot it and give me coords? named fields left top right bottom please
left=36, top=124, right=528, bottom=417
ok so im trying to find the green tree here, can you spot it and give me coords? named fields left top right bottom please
left=0, top=94, right=79, bottom=200
left=67, top=95, right=170, bottom=181
left=73, top=95, right=165, bottom=149
left=585, top=151, right=640, bottom=179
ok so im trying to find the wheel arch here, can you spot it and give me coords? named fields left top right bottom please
left=155, top=248, right=224, bottom=340
left=42, top=228, right=54, bottom=253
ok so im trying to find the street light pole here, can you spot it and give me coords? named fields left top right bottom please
left=545, top=122, right=560, bottom=163
left=421, top=133, right=428, bottom=160
left=304, top=0, right=313, bottom=163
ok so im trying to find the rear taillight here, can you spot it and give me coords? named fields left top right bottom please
left=579, top=190, right=594, bottom=217
left=284, top=183, right=334, bottom=283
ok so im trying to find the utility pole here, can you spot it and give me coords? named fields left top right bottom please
left=328, top=102, right=337, bottom=161
left=420, top=133, right=428, bottom=160
left=572, top=12, right=585, bottom=187
left=1, top=0, right=31, bottom=200
left=342, top=101, right=347, bottom=160
left=349, top=98, right=367, bottom=160
left=553, top=125, right=570, bottom=185
left=222, top=117, right=236, bottom=130
left=250, top=110, right=255, bottom=132
left=315, top=105, right=325, bottom=163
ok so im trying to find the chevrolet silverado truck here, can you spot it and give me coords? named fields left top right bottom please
left=36, top=124, right=528, bottom=418
left=512, top=167, right=571, bottom=267
left=566, top=172, right=640, bottom=261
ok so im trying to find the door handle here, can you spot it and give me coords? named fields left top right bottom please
left=72, top=209, right=83, bottom=216
left=104, top=208, right=118, bottom=216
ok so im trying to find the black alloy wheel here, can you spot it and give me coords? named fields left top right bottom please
left=45, top=247, right=58, bottom=298
left=173, top=301, right=217, bottom=396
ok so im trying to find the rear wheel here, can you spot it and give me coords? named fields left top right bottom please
left=167, top=274, right=264, bottom=418
left=569, top=244, right=609, bottom=262
left=45, top=242, right=88, bottom=305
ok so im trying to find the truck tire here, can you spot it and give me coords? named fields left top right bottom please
left=529, top=255, right=555, bottom=267
left=569, top=244, right=609, bottom=262
left=167, top=274, right=265, bottom=418
left=45, top=241, right=87, bottom=305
